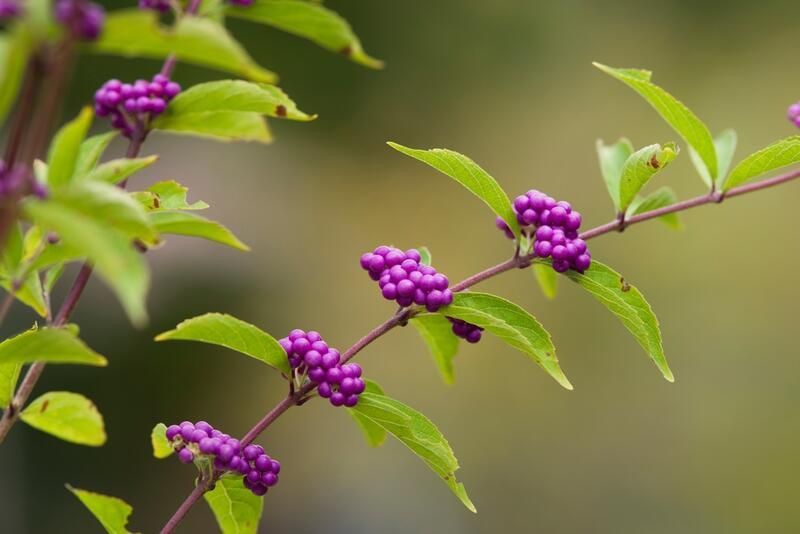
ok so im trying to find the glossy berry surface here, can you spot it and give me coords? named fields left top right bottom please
left=498, top=190, right=592, bottom=274
left=94, top=74, right=181, bottom=138
left=165, top=420, right=280, bottom=496
left=448, top=317, right=483, bottom=343
left=360, top=246, right=454, bottom=312
left=279, top=330, right=366, bottom=407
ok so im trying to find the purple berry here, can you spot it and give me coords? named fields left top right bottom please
left=166, top=425, right=181, bottom=441
left=190, top=429, right=208, bottom=442
left=218, top=444, right=234, bottom=463
left=243, top=445, right=260, bottom=461
left=318, top=382, right=332, bottom=398
left=330, top=392, right=346, bottom=406
left=199, top=437, right=220, bottom=454
left=255, top=454, right=272, bottom=471
left=178, top=448, right=194, bottom=464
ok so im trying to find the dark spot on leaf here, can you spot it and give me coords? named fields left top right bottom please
left=275, top=104, right=287, bottom=117
left=620, top=277, right=631, bottom=292
left=340, top=45, right=352, bottom=57
left=40, top=400, right=50, bottom=413
left=153, top=196, right=160, bottom=209
left=648, top=154, right=660, bottom=169
left=443, top=475, right=450, bottom=480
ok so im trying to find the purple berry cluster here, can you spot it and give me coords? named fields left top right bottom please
left=496, top=190, right=592, bottom=273
left=279, top=330, right=366, bottom=407
left=448, top=317, right=483, bottom=343
left=165, top=421, right=281, bottom=497
left=55, top=0, right=104, bottom=41
left=138, top=0, right=171, bottom=13
left=788, top=102, right=800, bottom=128
left=0, top=0, right=21, bottom=20
left=94, top=75, right=181, bottom=138
left=360, top=246, right=454, bottom=312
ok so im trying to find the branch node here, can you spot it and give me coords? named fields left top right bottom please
left=616, top=212, right=627, bottom=232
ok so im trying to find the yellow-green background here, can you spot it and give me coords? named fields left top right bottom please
left=1, top=0, right=799, bottom=532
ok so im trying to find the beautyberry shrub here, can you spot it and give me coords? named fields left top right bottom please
left=94, top=75, right=181, bottom=138
left=279, top=330, right=366, bottom=407
left=165, top=421, right=281, bottom=496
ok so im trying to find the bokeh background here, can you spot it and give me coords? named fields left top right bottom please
left=2, top=0, right=799, bottom=532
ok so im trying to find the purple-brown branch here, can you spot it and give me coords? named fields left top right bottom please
left=159, top=164, right=800, bottom=532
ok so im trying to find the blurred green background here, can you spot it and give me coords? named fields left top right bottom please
left=2, top=0, right=800, bottom=532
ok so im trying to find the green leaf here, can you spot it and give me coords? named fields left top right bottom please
left=351, top=392, right=476, bottom=513
left=79, top=156, right=158, bottom=185
left=155, top=313, right=290, bottom=375
left=43, top=263, right=64, bottom=293
left=149, top=210, right=249, bottom=251
left=347, top=379, right=387, bottom=447
left=23, top=197, right=150, bottom=326
left=689, top=129, right=737, bottom=189
left=204, top=476, right=264, bottom=534
left=28, top=239, right=82, bottom=273
left=618, top=142, right=678, bottom=211
left=154, top=110, right=272, bottom=143
left=562, top=259, right=673, bottom=382
left=0, top=268, right=47, bottom=317
left=67, top=485, right=135, bottom=534
left=133, top=180, right=209, bottom=211
left=226, top=0, right=382, bottom=69
left=596, top=138, right=634, bottom=212
left=0, top=326, right=107, bottom=366
left=0, top=362, right=22, bottom=406
left=50, top=181, right=157, bottom=241
left=72, top=132, right=118, bottom=180
left=21, top=391, right=106, bottom=446
left=722, top=136, right=800, bottom=192
left=1, top=221, right=24, bottom=273
left=410, top=314, right=459, bottom=385
left=388, top=143, right=519, bottom=239
left=417, top=246, right=432, bottom=266
left=157, top=80, right=315, bottom=122
left=0, top=26, right=32, bottom=128
left=46, top=107, right=94, bottom=188
left=151, top=423, right=173, bottom=459
left=532, top=262, right=558, bottom=300
left=594, top=63, right=717, bottom=181
left=626, top=186, right=682, bottom=229
left=440, top=292, right=571, bottom=390
left=92, top=10, right=276, bottom=83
